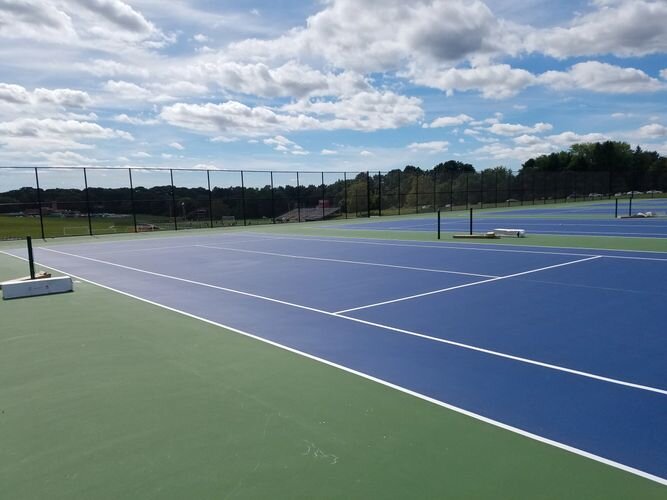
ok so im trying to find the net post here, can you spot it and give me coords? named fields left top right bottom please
left=628, top=195, right=632, bottom=217
left=437, top=209, right=441, bottom=240
left=27, top=236, right=35, bottom=280
left=615, top=198, right=618, bottom=218
left=469, top=207, right=473, bottom=235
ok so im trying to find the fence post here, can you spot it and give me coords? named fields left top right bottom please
left=432, top=170, right=437, bottom=212
left=344, top=172, right=348, bottom=219
left=321, top=171, right=326, bottom=220
left=398, top=170, right=401, bottom=215
left=469, top=208, right=473, bottom=235
left=366, top=171, right=371, bottom=217
left=378, top=171, right=382, bottom=216
left=128, top=168, right=137, bottom=232
left=437, top=210, right=441, bottom=240
left=170, top=169, right=178, bottom=230
left=480, top=171, right=484, bottom=208
left=296, top=171, right=301, bottom=222
left=415, top=174, right=419, bottom=213
left=207, top=170, right=214, bottom=228
left=34, top=168, right=45, bottom=239
left=494, top=170, right=498, bottom=207
left=465, top=173, right=469, bottom=209
left=450, top=171, right=454, bottom=210
left=271, top=171, right=275, bottom=223
left=83, top=167, right=93, bottom=236
left=241, top=170, right=247, bottom=226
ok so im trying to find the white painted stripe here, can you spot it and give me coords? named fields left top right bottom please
left=1, top=248, right=665, bottom=486
left=334, top=256, right=602, bottom=314
left=195, top=244, right=496, bottom=278
left=33, top=248, right=667, bottom=398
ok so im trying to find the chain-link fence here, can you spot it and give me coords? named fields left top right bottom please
left=1, top=166, right=665, bottom=240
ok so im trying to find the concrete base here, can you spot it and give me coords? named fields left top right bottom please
left=1, top=276, right=73, bottom=300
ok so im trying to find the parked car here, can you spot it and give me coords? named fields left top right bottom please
left=646, top=190, right=663, bottom=194
left=627, top=190, right=643, bottom=195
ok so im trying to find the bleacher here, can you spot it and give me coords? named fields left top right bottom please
left=277, top=200, right=340, bottom=222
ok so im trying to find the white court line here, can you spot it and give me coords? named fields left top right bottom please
left=1, top=250, right=664, bottom=486
left=334, top=256, right=602, bottom=314
left=195, top=244, right=496, bottom=278
left=32, top=247, right=667, bottom=399
left=247, top=233, right=667, bottom=261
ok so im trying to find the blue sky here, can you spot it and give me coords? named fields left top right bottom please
left=0, top=0, right=666, bottom=175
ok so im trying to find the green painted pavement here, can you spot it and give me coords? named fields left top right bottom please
left=0, top=255, right=665, bottom=499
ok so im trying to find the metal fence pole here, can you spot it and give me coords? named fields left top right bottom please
left=469, top=208, right=473, bottom=235
left=450, top=171, right=454, bottom=210
left=83, top=167, right=93, bottom=236
left=128, top=168, right=137, bottom=232
left=465, top=173, right=469, bottom=209
left=415, top=174, right=419, bottom=213
left=344, top=172, right=348, bottom=219
left=437, top=209, right=441, bottom=240
left=366, top=171, right=371, bottom=217
left=296, top=171, right=301, bottom=222
left=398, top=170, right=401, bottom=215
left=378, top=171, right=382, bottom=216
left=495, top=170, right=498, bottom=208
left=321, top=171, right=326, bottom=220
left=34, top=167, right=45, bottom=239
left=170, top=169, right=178, bottom=230
left=241, top=170, right=247, bottom=226
left=432, top=170, right=437, bottom=212
left=207, top=170, right=214, bottom=228
left=270, top=171, right=275, bottom=223
left=480, top=171, right=484, bottom=208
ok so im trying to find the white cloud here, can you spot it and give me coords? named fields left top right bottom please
left=161, top=90, right=422, bottom=137
left=39, top=151, right=98, bottom=165
left=321, top=149, right=337, bottom=155
left=0, top=0, right=169, bottom=50
left=489, top=122, right=553, bottom=136
left=407, top=140, right=449, bottom=153
left=638, top=123, right=667, bottom=138
left=0, top=117, right=132, bottom=151
left=426, top=114, right=473, bottom=128
left=263, top=135, right=308, bottom=155
left=112, top=114, right=159, bottom=125
left=526, top=1, right=667, bottom=58
left=78, top=59, right=150, bottom=79
left=661, top=69, right=667, bottom=80
left=193, top=33, right=209, bottom=43
left=0, top=83, right=91, bottom=108
left=360, top=150, right=374, bottom=156
left=547, top=131, right=608, bottom=147
left=186, top=59, right=369, bottom=99
left=103, top=80, right=153, bottom=100
left=228, top=0, right=520, bottom=73
left=169, top=141, right=184, bottom=150
left=409, top=64, right=537, bottom=99
left=540, top=61, right=665, bottom=93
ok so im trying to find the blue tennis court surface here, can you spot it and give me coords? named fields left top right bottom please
left=3, top=231, right=667, bottom=484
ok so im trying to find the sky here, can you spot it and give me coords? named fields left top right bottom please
left=0, top=0, right=666, bottom=175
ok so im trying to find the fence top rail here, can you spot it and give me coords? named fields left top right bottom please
left=0, top=166, right=389, bottom=174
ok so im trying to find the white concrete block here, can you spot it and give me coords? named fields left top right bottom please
left=1, top=276, right=73, bottom=300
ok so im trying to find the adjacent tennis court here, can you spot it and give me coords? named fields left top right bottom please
left=333, top=198, right=667, bottom=238
left=1, top=226, right=666, bottom=497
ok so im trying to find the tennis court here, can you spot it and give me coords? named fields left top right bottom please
left=333, top=198, right=667, bottom=238
left=1, top=228, right=666, bottom=497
